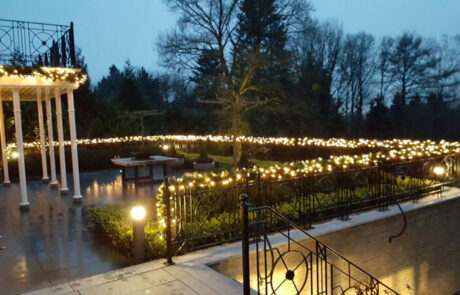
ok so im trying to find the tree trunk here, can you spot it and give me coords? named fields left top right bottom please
left=231, top=101, right=243, bottom=167
left=233, top=141, right=242, bottom=168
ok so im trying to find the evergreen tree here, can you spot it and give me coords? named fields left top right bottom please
left=117, top=61, right=145, bottom=111
left=137, top=67, right=164, bottom=108
left=74, top=48, right=97, bottom=138
left=234, top=0, right=296, bottom=135
left=95, top=65, right=123, bottom=102
left=365, top=97, right=391, bottom=138
left=191, top=49, right=222, bottom=101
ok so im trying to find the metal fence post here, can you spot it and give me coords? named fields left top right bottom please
left=240, top=193, right=250, bottom=295
left=163, top=178, right=174, bottom=265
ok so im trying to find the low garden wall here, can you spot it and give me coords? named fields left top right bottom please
left=212, top=194, right=460, bottom=295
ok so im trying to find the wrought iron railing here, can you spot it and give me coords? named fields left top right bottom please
left=0, top=19, right=76, bottom=67
left=161, top=154, right=459, bottom=257
left=241, top=200, right=400, bottom=295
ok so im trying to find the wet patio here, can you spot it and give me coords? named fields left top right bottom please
left=0, top=167, right=186, bottom=295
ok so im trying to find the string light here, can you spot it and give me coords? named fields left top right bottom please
left=155, top=144, right=459, bottom=194
left=0, top=65, right=87, bottom=86
left=149, top=135, right=459, bottom=222
left=6, top=134, right=459, bottom=161
left=4, top=134, right=460, bottom=194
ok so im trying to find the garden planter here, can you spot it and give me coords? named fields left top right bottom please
left=168, top=157, right=185, bottom=169
left=193, top=161, right=215, bottom=171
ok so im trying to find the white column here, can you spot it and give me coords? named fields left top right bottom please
left=67, top=89, right=82, bottom=201
left=36, top=89, right=49, bottom=182
left=54, top=90, right=68, bottom=194
left=0, top=95, right=10, bottom=186
left=45, top=89, right=58, bottom=187
left=12, top=89, right=29, bottom=210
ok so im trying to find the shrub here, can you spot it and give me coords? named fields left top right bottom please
left=87, top=166, right=442, bottom=260
left=87, top=204, right=166, bottom=260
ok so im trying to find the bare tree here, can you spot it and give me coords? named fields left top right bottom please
left=291, top=19, right=342, bottom=79
left=336, top=32, right=375, bottom=120
left=388, top=33, right=437, bottom=105
left=425, top=35, right=460, bottom=103
left=158, top=0, right=310, bottom=165
left=376, top=36, right=394, bottom=102
left=355, top=32, right=375, bottom=118
left=291, top=18, right=343, bottom=124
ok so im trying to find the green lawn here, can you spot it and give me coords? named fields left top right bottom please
left=181, top=152, right=282, bottom=169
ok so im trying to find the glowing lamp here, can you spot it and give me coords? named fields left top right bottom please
left=162, top=144, right=169, bottom=151
left=131, top=206, right=146, bottom=221
left=131, top=206, right=146, bottom=263
left=433, top=166, right=445, bottom=176
left=12, top=152, right=19, bottom=159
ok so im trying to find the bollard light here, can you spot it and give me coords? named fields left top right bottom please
left=131, top=206, right=146, bottom=221
left=131, top=206, right=146, bottom=263
left=433, top=166, right=445, bottom=176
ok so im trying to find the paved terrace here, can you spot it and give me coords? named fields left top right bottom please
left=0, top=168, right=187, bottom=295
left=21, top=186, right=460, bottom=295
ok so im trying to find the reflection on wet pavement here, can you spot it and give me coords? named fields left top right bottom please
left=0, top=167, right=186, bottom=295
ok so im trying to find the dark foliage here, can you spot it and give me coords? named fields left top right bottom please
left=2, top=1, right=459, bottom=147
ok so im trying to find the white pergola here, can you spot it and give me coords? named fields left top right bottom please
left=0, top=69, right=83, bottom=210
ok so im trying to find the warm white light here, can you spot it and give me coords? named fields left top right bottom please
left=162, top=144, right=169, bottom=151
left=433, top=166, right=445, bottom=176
left=131, top=206, right=146, bottom=221
left=12, top=152, right=19, bottom=159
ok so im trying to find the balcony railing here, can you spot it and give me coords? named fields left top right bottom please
left=0, top=19, right=77, bottom=68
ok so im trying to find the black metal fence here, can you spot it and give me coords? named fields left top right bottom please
left=0, top=19, right=76, bottom=67
left=162, top=154, right=458, bottom=259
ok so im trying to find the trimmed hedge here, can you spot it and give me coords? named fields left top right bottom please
left=87, top=173, right=433, bottom=259
left=2, top=142, right=285, bottom=180
left=87, top=204, right=166, bottom=260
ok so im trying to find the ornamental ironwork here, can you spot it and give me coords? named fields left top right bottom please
left=243, top=205, right=400, bottom=295
left=0, top=19, right=77, bottom=67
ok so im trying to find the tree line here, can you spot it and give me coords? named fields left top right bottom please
left=155, top=0, right=460, bottom=142
left=2, top=0, right=459, bottom=148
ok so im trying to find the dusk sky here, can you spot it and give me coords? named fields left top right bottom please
left=2, top=0, right=459, bottom=82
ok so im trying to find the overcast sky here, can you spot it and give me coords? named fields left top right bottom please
left=2, top=0, right=459, bottom=82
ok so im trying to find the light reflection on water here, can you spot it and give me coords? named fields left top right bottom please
left=81, top=169, right=166, bottom=207
left=80, top=168, right=189, bottom=221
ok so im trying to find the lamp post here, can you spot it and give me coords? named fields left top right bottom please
left=433, top=165, right=446, bottom=193
left=433, top=166, right=445, bottom=177
left=131, top=206, right=146, bottom=264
